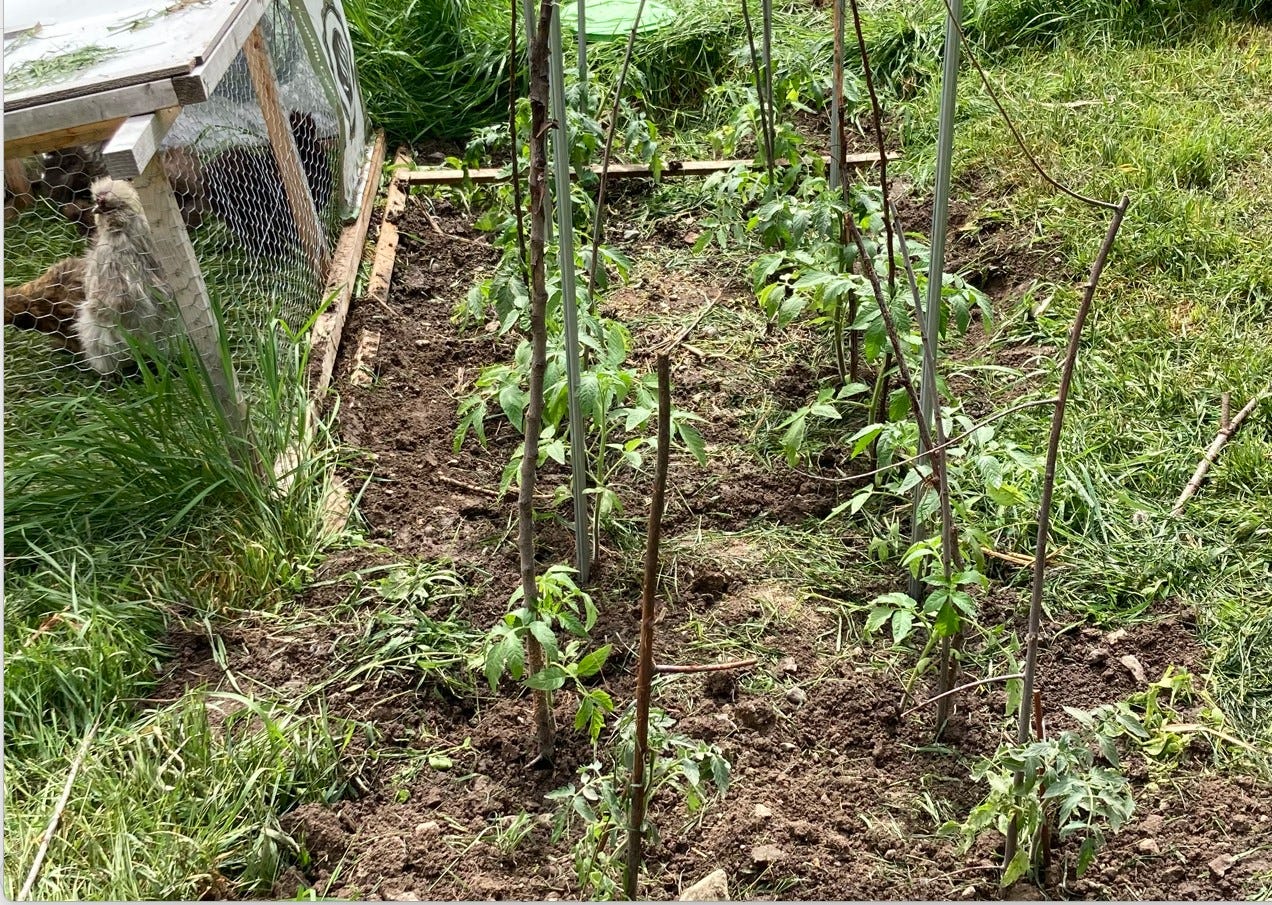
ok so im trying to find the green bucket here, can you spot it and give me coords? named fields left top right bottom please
left=564, top=0, right=677, bottom=40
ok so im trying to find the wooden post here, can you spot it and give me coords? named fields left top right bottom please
left=133, top=154, right=253, bottom=456
left=242, top=23, right=331, bottom=278
left=5, top=157, right=33, bottom=198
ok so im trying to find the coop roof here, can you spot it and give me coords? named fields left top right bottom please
left=3, top=0, right=259, bottom=110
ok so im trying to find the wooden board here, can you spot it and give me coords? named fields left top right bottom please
left=365, top=148, right=412, bottom=306
left=308, top=130, right=388, bottom=399
left=242, top=23, right=330, bottom=277
left=170, top=0, right=271, bottom=104
left=4, top=117, right=128, bottom=160
left=101, top=107, right=180, bottom=179
left=4, top=76, right=181, bottom=159
left=401, top=151, right=899, bottom=186
left=3, top=0, right=255, bottom=110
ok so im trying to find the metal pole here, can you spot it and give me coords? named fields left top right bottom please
left=909, top=0, right=962, bottom=599
left=548, top=0, right=593, bottom=581
left=829, top=0, right=844, bottom=191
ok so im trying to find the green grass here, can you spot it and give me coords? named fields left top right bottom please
left=891, top=19, right=1272, bottom=740
left=3, top=693, right=351, bottom=900
left=3, top=277, right=347, bottom=897
left=344, top=0, right=511, bottom=142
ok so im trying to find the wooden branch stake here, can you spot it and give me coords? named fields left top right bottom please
left=624, top=353, right=672, bottom=901
left=522, top=0, right=557, bottom=767
left=1004, top=195, right=1129, bottom=868
left=243, top=23, right=330, bottom=277
left=19, top=718, right=100, bottom=900
left=1171, top=389, right=1267, bottom=516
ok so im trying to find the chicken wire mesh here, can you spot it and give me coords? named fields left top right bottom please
left=3, top=0, right=352, bottom=417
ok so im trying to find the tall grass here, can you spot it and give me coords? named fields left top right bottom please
left=3, top=310, right=347, bottom=896
left=344, top=0, right=511, bottom=142
left=864, top=0, right=1272, bottom=97
left=3, top=694, right=351, bottom=900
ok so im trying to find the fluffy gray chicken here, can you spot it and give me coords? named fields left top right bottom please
left=76, top=177, right=175, bottom=375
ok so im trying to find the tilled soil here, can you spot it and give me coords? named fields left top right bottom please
left=161, top=197, right=1272, bottom=901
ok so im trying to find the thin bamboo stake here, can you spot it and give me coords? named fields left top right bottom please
left=1004, top=195, right=1129, bottom=866
left=577, top=0, right=587, bottom=91
left=760, top=0, right=775, bottom=167
left=893, top=206, right=961, bottom=731
left=829, top=0, right=845, bottom=192
left=1171, top=389, right=1267, bottom=516
left=845, top=216, right=938, bottom=459
left=846, top=0, right=895, bottom=296
left=523, top=0, right=559, bottom=767
left=548, top=0, right=593, bottom=582
left=20, top=718, right=100, bottom=900
left=624, top=353, right=672, bottom=900
left=740, top=0, right=774, bottom=183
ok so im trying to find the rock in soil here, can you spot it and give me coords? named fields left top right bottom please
left=1120, top=653, right=1148, bottom=683
left=680, top=868, right=730, bottom=901
left=750, top=844, right=786, bottom=865
left=1209, top=853, right=1236, bottom=877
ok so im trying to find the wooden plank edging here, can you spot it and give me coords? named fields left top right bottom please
left=365, top=145, right=413, bottom=307
left=399, top=150, right=899, bottom=186
left=307, top=130, right=388, bottom=400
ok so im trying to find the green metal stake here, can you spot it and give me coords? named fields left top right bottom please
left=909, top=0, right=963, bottom=600
left=548, top=0, right=593, bottom=582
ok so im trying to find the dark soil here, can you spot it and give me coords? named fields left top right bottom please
left=159, top=193, right=1272, bottom=901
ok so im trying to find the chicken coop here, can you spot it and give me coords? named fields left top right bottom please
left=3, top=0, right=375, bottom=435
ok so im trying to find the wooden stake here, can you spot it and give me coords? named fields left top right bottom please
left=365, top=147, right=413, bottom=308
left=243, top=23, right=330, bottom=277
left=1171, top=389, right=1267, bottom=516
left=1005, top=195, right=1129, bottom=868
left=624, top=353, right=672, bottom=901
left=522, top=0, right=557, bottom=767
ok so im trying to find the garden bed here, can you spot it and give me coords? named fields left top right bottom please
left=158, top=195, right=1272, bottom=900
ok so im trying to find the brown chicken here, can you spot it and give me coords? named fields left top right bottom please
left=4, top=256, right=87, bottom=353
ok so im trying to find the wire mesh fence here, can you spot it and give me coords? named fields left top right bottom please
left=3, top=0, right=358, bottom=427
